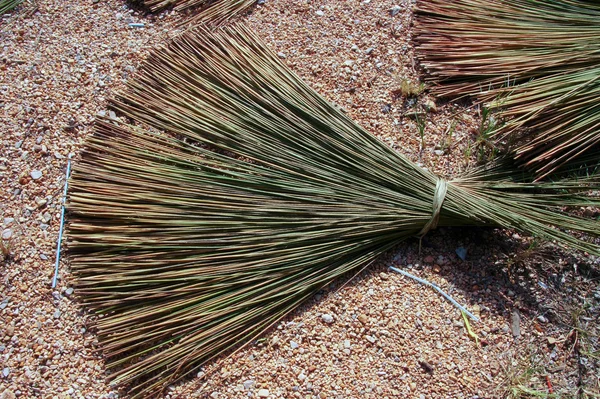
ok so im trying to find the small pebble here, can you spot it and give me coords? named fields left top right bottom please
left=390, top=5, right=401, bottom=16
left=315, top=10, right=324, bottom=16
left=1, top=229, right=12, bottom=240
left=321, top=314, right=334, bottom=324
left=2, top=367, right=9, bottom=377
left=30, top=170, right=43, bottom=180
left=257, top=389, right=270, bottom=398
left=65, top=287, right=74, bottom=297
left=511, top=310, right=521, bottom=338
left=290, top=340, right=299, bottom=349
left=53, top=310, right=61, bottom=319
left=277, top=52, right=286, bottom=59
left=455, top=247, right=467, bottom=260
left=243, top=380, right=255, bottom=389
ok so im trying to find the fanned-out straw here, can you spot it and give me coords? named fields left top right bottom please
left=414, top=0, right=600, bottom=179
left=144, top=0, right=256, bottom=25
left=68, top=25, right=600, bottom=398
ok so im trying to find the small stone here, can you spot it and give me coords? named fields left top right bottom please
left=432, top=264, right=441, bottom=273
left=344, top=340, right=351, bottom=349
left=64, top=287, right=74, bottom=297
left=40, top=223, right=49, bottom=231
left=390, top=5, right=401, bottom=16
left=511, top=310, right=521, bottom=338
left=257, top=0, right=266, bottom=4
left=547, top=337, right=558, bottom=345
left=537, top=315, right=548, bottom=323
left=1, top=389, right=16, bottom=399
left=351, top=45, right=359, bottom=52
left=365, top=335, right=376, bottom=343
left=39, top=253, right=48, bottom=260
left=210, top=392, right=219, bottom=399
left=3, top=218, right=14, bottom=226
left=2, top=367, right=9, bottom=377
left=321, top=314, right=334, bottom=324
left=343, top=60, right=354, bottom=67
left=53, top=309, right=61, bottom=319
left=358, top=314, right=368, bottom=324
left=243, top=380, right=255, bottom=389
left=42, top=212, right=52, bottom=223
left=423, top=255, right=434, bottom=263
left=30, top=170, right=42, bottom=180
left=424, top=99, right=437, bottom=112
left=257, top=389, right=270, bottom=398
left=298, top=373, right=306, bottom=381
left=434, top=150, right=444, bottom=156
left=315, top=10, right=324, bottom=16
left=365, top=47, right=374, bottom=55
left=277, top=52, right=286, bottom=59
left=455, top=247, right=467, bottom=260
left=409, top=382, right=416, bottom=391
left=1, top=229, right=12, bottom=240
left=290, top=340, right=299, bottom=349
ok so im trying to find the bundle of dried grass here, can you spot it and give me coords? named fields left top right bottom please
left=144, top=0, right=255, bottom=25
left=68, top=25, right=600, bottom=398
left=414, top=0, right=600, bottom=179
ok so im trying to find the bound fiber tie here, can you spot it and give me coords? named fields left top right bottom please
left=418, top=178, right=448, bottom=238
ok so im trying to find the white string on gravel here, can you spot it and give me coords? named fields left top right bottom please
left=389, top=266, right=479, bottom=322
left=52, top=159, right=71, bottom=289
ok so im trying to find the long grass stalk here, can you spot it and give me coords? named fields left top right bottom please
left=68, top=24, right=600, bottom=398
left=414, top=0, right=600, bottom=179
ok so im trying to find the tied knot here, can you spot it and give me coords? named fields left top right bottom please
left=418, top=178, right=448, bottom=237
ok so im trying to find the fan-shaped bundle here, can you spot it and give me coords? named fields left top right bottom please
left=414, top=0, right=600, bottom=179
left=144, top=0, right=255, bottom=25
left=68, top=24, right=600, bottom=398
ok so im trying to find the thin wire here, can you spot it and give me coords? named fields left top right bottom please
left=389, top=266, right=479, bottom=322
left=52, top=159, right=71, bottom=289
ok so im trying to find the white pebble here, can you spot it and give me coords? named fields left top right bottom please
left=321, top=314, right=334, bottom=324
left=30, top=170, right=43, bottom=180
left=1, top=229, right=12, bottom=240
left=257, top=388, right=270, bottom=397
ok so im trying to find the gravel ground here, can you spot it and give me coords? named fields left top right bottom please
left=1, top=1, right=599, bottom=398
